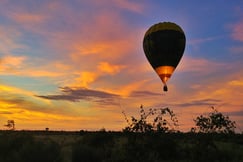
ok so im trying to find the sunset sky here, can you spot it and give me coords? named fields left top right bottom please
left=0, top=0, right=243, bottom=132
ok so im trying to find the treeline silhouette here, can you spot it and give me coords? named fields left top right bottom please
left=0, top=131, right=61, bottom=162
left=0, top=130, right=243, bottom=162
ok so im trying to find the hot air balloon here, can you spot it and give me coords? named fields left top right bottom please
left=143, top=22, right=186, bottom=92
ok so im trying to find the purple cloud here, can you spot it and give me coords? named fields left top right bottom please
left=174, top=99, right=222, bottom=107
left=129, top=90, right=162, bottom=97
left=36, top=87, right=120, bottom=104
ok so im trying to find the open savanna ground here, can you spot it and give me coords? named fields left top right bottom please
left=0, top=130, right=243, bottom=162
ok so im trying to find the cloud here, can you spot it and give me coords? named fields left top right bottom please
left=230, top=20, right=243, bottom=42
left=0, top=91, right=48, bottom=114
left=1, top=3, right=50, bottom=36
left=10, top=12, right=46, bottom=24
left=227, top=110, right=243, bottom=117
left=0, top=0, right=145, bottom=94
left=86, top=0, right=145, bottom=14
left=188, top=36, right=224, bottom=45
left=0, top=84, right=33, bottom=96
left=229, top=80, right=243, bottom=86
left=174, top=99, right=222, bottom=108
left=111, top=0, right=145, bottom=13
left=0, top=95, right=25, bottom=105
left=36, top=87, right=120, bottom=104
left=0, top=56, right=70, bottom=79
left=177, top=55, right=226, bottom=73
left=0, top=111, right=13, bottom=114
left=229, top=46, right=243, bottom=54
left=0, top=26, right=26, bottom=54
left=0, top=55, right=26, bottom=73
left=129, top=90, right=162, bottom=97
left=98, top=62, right=125, bottom=75
left=0, top=84, right=89, bottom=119
left=70, top=62, right=126, bottom=87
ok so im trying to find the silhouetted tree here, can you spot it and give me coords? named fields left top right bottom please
left=193, top=106, right=236, bottom=133
left=4, top=120, right=15, bottom=130
left=123, top=105, right=179, bottom=133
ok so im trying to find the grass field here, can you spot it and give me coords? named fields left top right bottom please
left=0, top=130, right=243, bottom=162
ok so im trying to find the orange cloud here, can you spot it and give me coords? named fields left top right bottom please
left=72, top=72, right=98, bottom=87
left=98, top=62, right=125, bottom=75
left=0, top=55, right=26, bottom=73
left=69, top=62, right=126, bottom=88
left=229, top=80, right=243, bottom=86
left=0, top=56, right=71, bottom=79
left=115, top=79, right=149, bottom=97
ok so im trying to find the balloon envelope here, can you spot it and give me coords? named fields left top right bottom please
left=143, top=22, right=186, bottom=91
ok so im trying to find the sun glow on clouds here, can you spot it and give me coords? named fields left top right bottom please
left=0, top=55, right=26, bottom=73
left=229, top=80, right=243, bottom=86
left=0, top=84, right=104, bottom=130
left=73, top=72, right=97, bottom=87
left=98, top=62, right=124, bottom=75
left=70, top=62, right=125, bottom=87
left=1, top=106, right=97, bottom=130
left=0, top=84, right=33, bottom=96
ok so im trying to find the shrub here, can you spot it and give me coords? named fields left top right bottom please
left=123, top=105, right=179, bottom=133
left=193, top=106, right=236, bottom=133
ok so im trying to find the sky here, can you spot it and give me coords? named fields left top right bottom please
left=0, top=0, right=243, bottom=132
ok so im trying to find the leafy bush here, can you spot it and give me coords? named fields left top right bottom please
left=123, top=105, right=179, bottom=133
left=192, top=106, right=236, bottom=133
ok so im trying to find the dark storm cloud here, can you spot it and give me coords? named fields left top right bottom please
left=129, top=90, right=162, bottom=97
left=174, top=99, right=222, bottom=107
left=36, top=87, right=120, bottom=104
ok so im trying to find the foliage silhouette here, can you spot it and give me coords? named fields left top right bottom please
left=4, top=120, right=15, bottom=130
left=123, top=105, right=179, bottom=133
left=0, top=132, right=62, bottom=162
left=192, top=106, right=236, bottom=133
left=0, top=130, right=242, bottom=161
left=72, top=132, right=115, bottom=162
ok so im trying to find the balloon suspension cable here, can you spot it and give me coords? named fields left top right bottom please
left=163, top=85, right=168, bottom=92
